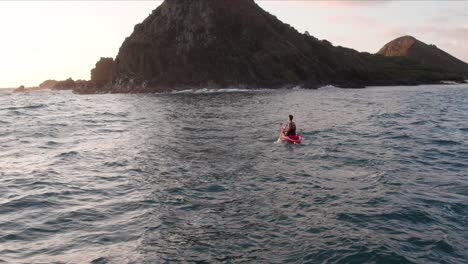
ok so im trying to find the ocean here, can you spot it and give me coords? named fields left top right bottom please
left=0, top=85, right=467, bottom=263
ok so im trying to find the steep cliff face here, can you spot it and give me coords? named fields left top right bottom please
left=113, top=0, right=333, bottom=91
left=99, top=0, right=466, bottom=93
left=113, top=0, right=396, bottom=91
left=378, top=36, right=468, bottom=75
left=91, top=57, right=114, bottom=85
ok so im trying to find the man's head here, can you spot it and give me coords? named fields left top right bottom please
left=289, top=114, right=294, bottom=121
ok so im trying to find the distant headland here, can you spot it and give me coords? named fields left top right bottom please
left=15, top=0, right=468, bottom=94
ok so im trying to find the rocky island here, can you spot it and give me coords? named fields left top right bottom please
left=17, top=0, right=468, bottom=94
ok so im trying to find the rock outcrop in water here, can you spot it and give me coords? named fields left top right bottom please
left=13, top=84, right=50, bottom=93
left=39, top=80, right=59, bottom=89
left=378, top=36, right=468, bottom=76
left=72, top=58, right=115, bottom=94
left=14, top=78, right=83, bottom=93
left=52, top=78, right=76, bottom=90
left=14, top=85, right=26, bottom=92
left=14, top=57, right=115, bottom=93
left=91, top=57, right=114, bottom=85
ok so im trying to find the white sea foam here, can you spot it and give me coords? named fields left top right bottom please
left=440, top=80, right=458, bottom=85
left=318, top=85, right=338, bottom=90
left=291, top=85, right=303, bottom=90
left=169, top=88, right=269, bottom=94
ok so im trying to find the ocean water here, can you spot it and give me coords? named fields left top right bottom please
left=0, top=85, right=467, bottom=263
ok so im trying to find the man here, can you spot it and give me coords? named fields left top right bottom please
left=283, top=114, right=296, bottom=136
left=278, top=114, right=297, bottom=142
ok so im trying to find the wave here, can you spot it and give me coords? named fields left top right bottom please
left=169, top=88, right=268, bottom=94
left=285, top=85, right=338, bottom=90
left=317, top=85, right=339, bottom=90
left=0, top=104, right=48, bottom=111
left=2, top=84, right=467, bottom=263
left=430, top=139, right=461, bottom=146
left=55, top=151, right=80, bottom=159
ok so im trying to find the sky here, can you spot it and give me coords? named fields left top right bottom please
left=0, top=0, right=467, bottom=88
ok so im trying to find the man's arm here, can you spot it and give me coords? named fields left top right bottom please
left=283, top=123, right=291, bottom=135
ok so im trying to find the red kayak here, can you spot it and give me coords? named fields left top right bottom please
left=279, top=128, right=301, bottom=144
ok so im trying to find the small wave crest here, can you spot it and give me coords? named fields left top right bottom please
left=1, top=104, right=47, bottom=111
left=170, top=88, right=265, bottom=94
left=1, top=84, right=467, bottom=263
left=55, top=151, right=80, bottom=159
left=430, top=139, right=461, bottom=146
left=318, top=85, right=338, bottom=90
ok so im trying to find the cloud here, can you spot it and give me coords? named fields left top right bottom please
left=418, top=26, right=468, bottom=43
left=326, top=15, right=377, bottom=27
left=429, top=11, right=468, bottom=24
left=314, top=0, right=391, bottom=8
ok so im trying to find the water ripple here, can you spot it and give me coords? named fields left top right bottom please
left=0, top=85, right=467, bottom=263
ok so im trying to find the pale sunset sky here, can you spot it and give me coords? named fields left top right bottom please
left=0, top=1, right=467, bottom=88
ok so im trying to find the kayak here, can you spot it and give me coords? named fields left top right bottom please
left=279, top=128, right=301, bottom=144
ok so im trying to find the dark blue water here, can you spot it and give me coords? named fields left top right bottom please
left=0, top=85, right=467, bottom=263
